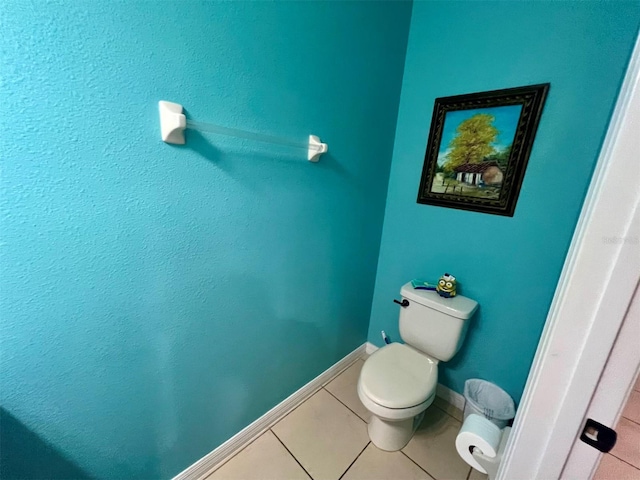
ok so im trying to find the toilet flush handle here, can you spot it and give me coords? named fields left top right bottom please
left=393, top=299, right=409, bottom=307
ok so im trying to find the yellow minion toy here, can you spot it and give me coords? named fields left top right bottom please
left=436, top=273, right=457, bottom=298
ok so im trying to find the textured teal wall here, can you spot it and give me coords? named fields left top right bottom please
left=0, top=2, right=411, bottom=478
left=368, top=1, right=639, bottom=404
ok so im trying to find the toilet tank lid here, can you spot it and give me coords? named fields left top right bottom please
left=400, top=282, right=478, bottom=319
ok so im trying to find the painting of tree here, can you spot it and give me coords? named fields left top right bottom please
left=435, top=104, right=521, bottom=189
left=417, top=83, right=550, bottom=216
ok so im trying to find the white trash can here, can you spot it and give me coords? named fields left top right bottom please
left=463, top=379, right=515, bottom=429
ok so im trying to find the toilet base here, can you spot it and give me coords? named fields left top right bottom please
left=368, top=410, right=426, bottom=451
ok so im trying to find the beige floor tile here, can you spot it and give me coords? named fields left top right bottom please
left=612, top=417, right=640, bottom=468
left=206, top=430, right=309, bottom=480
left=433, top=397, right=464, bottom=422
left=324, top=360, right=370, bottom=421
left=594, top=454, right=640, bottom=480
left=402, top=406, right=471, bottom=480
left=634, top=374, right=640, bottom=393
left=342, top=443, right=434, bottom=480
left=467, top=467, right=488, bottom=480
left=272, top=389, right=369, bottom=480
left=622, top=390, right=640, bottom=424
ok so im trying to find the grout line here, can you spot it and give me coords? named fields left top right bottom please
left=621, top=414, right=640, bottom=427
left=399, top=450, right=438, bottom=479
left=271, top=386, right=323, bottom=427
left=322, top=387, right=368, bottom=423
left=338, top=441, right=371, bottom=480
left=608, top=451, right=640, bottom=471
left=433, top=402, right=463, bottom=424
left=400, top=403, right=466, bottom=480
left=270, top=429, right=314, bottom=480
left=210, top=389, right=325, bottom=477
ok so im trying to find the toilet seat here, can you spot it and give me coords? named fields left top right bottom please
left=359, top=343, right=438, bottom=409
left=358, top=381, right=435, bottom=421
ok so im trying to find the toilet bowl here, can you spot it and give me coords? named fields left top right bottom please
left=357, top=342, right=438, bottom=451
left=357, top=282, right=478, bottom=451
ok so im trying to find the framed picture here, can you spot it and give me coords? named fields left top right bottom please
left=417, top=83, right=549, bottom=216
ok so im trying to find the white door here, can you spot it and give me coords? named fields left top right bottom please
left=498, top=32, right=640, bottom=480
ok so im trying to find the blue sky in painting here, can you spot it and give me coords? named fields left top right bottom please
left=437, top=105, right=523, bottom=165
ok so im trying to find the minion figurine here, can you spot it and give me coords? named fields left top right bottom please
left=436, top=273, right=457, bottom=298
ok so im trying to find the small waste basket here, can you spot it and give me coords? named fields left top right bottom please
left=463, top=379, right=515, bottom=429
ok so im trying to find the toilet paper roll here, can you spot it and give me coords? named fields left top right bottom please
left=455, top=413, right=502, bottom=474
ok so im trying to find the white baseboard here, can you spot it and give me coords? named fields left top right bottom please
left=365, top=341, right=379, bottom=354
left=436, top=383, right=465, bottom=411
left=365, top=342, right=465, bottom=411
left=173, top=344, right=367, bottom=480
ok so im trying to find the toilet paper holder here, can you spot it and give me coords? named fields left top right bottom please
left=471, top=426, right=512, bottom=480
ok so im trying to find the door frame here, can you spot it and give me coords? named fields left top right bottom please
left=497, top=32, right=640, bottom=480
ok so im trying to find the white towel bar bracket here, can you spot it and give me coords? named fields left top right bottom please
left=158, top=101, right=328, bottom=162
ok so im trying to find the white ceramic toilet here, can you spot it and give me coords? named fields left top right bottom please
left=358, top=282, right=478, bottom=451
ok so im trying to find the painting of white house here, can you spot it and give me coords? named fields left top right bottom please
left=430, top=105, right=522, bottom=199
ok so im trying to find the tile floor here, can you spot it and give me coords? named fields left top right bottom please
left=594, top=374, right=640, bottom=479
left=206, top=359, right=487, bottom=480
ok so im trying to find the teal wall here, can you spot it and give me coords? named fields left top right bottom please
left=0, top=2, right=411, bottom=478
left=368, top=1, right=640, bottom=404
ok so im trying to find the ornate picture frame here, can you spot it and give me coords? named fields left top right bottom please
left=417, top=84, right=550, bottom=216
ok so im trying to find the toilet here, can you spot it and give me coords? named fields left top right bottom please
left=358, top=282, right=478, bottom=451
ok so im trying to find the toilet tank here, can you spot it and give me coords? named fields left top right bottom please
left=398, top=282, right=478, bottom=362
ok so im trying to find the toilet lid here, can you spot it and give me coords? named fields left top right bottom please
left=360, top=343, right=437, bottom=409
